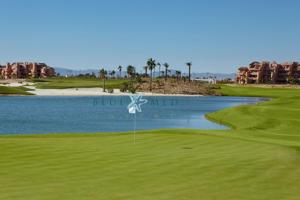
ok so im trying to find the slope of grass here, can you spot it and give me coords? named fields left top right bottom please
left=218, top=84, right=300, bottom=97
left=0, top=86, right=33, bottom=95
left=1, top=85, right=300, bottom=199
left=30, top=77, right=128, bottom=89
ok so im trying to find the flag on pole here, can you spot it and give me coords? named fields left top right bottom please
left=127, top=94, right=148, bottom=114
left=127, top=94, right=148, bottom=144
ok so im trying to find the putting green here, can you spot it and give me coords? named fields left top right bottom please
left=1, top=85, right=300, bottom=200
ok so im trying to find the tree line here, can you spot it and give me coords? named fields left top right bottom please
left=99, top=58, right=192, bottom=92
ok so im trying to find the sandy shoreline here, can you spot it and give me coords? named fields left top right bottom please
left=0, top=81, right=203, bottom=97
left=30, top=88, right=204, bottom=96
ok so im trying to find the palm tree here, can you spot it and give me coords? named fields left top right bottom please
left=143, top=66, right=148, bottom=77
left=175, top=70, right=181, bottom=82
left=99, top=68, right=107, bottom=92
left=117, top=65, right=122, bottom=78
left=110, top=70, right=116, bottom=78
left=163, top=63, right=169, bottom=81
left=147, top=58, right=156, bottom=91
left=127, top=65, right=136, bottom=79
left=157, top=62, right=161, bottom=77
left=186, top=62, right=192, bottom=82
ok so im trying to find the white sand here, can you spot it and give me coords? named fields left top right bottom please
left=0, top=80, right=203, bottom=96
left=29, top=88, right=202, bottom=96
left=0, top=81, right=34, bottom=87
left=30, top=87, right=128, bottom=96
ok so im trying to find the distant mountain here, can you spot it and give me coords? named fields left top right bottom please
left=55, top=68, right=99, bottom=77
left=55, top=67, right=128, bottom=77
left=55, top=67, right=236, bottom=80
left=153, top=69, right=236, bottom=80
left=190, top=72, right=236, bottom=80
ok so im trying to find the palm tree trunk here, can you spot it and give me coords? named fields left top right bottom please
left=150, top=70, right=152, bottom=92
left=189, top=67, right=191, bottom=82
left=103, top=78, right=106, bottom=92
left=165, top=69, right=167, bottom=81
left=164, top=76, right=166, bottom=94
left=159, top=66, right=161, bottom=77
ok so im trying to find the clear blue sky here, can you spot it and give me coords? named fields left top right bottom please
left=0, top=0, right=299, bottom=73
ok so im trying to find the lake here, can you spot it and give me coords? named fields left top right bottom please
left=0, top=96, right=264, bottom=134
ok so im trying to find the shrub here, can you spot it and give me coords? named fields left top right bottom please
left=207, top=85, right=221, bottom=90
left=119, top=82, right=137, bottom=93
left=120, top=82, right=129, bottom=92
left=128, top=84, right=137, bottom=93
left=107, top=88, right=114, bottom=93
left=288, top=77, right=299, bottom=84
left=135, top=76, right=143, bottom=84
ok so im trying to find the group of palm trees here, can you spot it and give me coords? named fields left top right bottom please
left=99, top=58, right=192, bottom=92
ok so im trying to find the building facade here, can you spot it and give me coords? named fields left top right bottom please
left=0, top=62, right=55, bottom=79
left=236, top=61, right=300, bottom=84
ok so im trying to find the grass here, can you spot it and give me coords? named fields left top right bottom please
left=1, top=85, right=300, bottom=199
left=218, top=84, right=300, bottom=97
left=0, top=86, right=33, bottom=95
left=29, top=77, right=128, bottom=89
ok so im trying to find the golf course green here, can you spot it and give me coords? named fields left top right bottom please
left=0, top=85, right=300, bottom=200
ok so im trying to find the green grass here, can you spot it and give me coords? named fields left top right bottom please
left=1, top=85, right=300, bottom=199
left=217, top=84, right=300, bottom=97
left=0, top=86, right=33, bottom=95
left=30, top=77, right=128, bottom=89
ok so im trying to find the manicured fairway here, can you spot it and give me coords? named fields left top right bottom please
left=1, top=85, right=300, bottom=200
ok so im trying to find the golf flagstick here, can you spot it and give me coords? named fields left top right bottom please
left=134, top=112, right=136, bottom=144
left=127, top=94, right=148, bottom=144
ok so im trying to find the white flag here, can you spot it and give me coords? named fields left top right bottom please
left=128, top=106, right=136, bottom=114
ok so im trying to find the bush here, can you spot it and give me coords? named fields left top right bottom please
left=207, top=85, right=221, bottom=90
left=120, top=82, right=129, bottom=92
left=107, top=88, right=114, bottom=93
left=135, top=76, right=143, bottom=84
left=128, top=84, right=137, bottom=93
left=119, top=82, right=137, bottom=93
left=288, top=77, right=299, bottom=84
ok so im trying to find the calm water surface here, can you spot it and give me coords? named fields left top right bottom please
left=0, top=96, right=264, bottom=134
